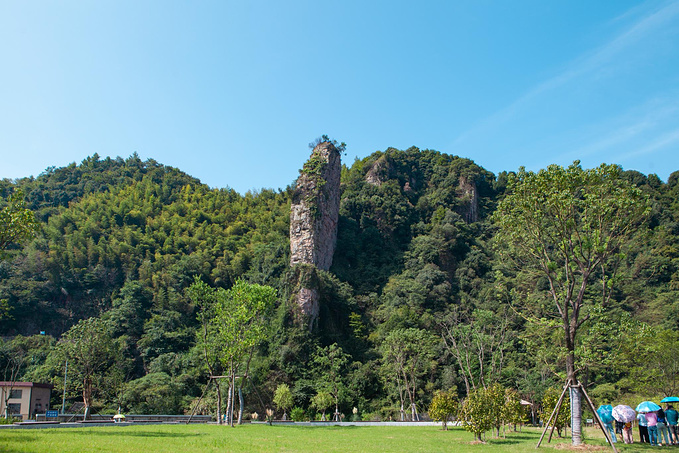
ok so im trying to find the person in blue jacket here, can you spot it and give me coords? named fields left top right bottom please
left=666, top=405, right=678, bottom=445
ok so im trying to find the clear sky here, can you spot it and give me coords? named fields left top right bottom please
left=2, top=1, right=679, bottom=193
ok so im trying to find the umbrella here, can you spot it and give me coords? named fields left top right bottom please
left=597, top=405, right=614, bottom=423
left=660, top=396, right=679, bottom=403
left=636, top=401, right=661, bottom=413
left=612, top=405, right=636, bottom=423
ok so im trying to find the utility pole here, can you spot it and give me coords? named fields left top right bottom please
left=61, top=359, right=68, bottom=414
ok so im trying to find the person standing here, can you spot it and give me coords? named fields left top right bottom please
left=615, top=419, right=624, bottom=438
left=622, top=421, right=634, bottom=444
left=657, top=408, right=670, bottom=446
left=666, top=405, right=678, bottom=445
left=638, top=411, right=649, bottom=443
left=646, top=410, right=659, bottom=446
left=603, top=419, right=617, bottom=444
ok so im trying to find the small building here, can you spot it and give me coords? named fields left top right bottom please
left=0, top=382, right=53, bottom=420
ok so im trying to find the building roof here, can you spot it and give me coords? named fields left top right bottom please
left=0, top=382, right=54, bottom=389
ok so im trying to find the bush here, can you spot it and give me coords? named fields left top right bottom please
left=428, top=390, right=458, bottom=430
left=290, top=407, right=306, bottom=422
left=540, top=387, right=570, bottom=438
left=460, top=387, right=494, bottom=442
left=273, top=383, right=294, bottom=419
left=361, top=412, right=381, bottom=421
left=0, top=417, right=20, bottom=425
left=310, top=391, right=333, bottom=421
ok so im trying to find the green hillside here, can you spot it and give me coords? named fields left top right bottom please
left=1, top=149, right=678, bottom=420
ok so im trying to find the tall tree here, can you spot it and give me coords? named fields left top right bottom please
left=58, top=317, right=121, bottom=419
left=380, top=328, right=438, bottom=421
left=492, top=162, right=649, bottom=445
left=213, top=280, right=277, bottom=426
left=312, top=343, right=350, bottom=422
left=187, top=278, right=225, bottom=424
left=439, top=307, right=511, bottom=394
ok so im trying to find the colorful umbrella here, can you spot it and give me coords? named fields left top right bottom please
left=636, top=401, right=661, bottom=413
left=612, top=405, right=636, bottom=423
left=660, top=396, right=679, bottom=403
left=597, top=405, right=614, bottom=423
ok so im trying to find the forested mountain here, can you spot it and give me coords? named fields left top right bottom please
left=1, top=148, right=678, bottom=420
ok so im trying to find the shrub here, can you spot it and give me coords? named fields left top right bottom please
left=361, top=412, right=382, bottom=422
left=290, top=407, right=306, bottom=422
left=540, top=387, right=570, bottom=438
left=310, top=391, right=333, bottom=421
left=273, top=383, right=294, bottom=419
left=428, top=390, right=458, bottom=430
left=460, top=387, right=493, bottom=442
left=0, top=417, right=20, bottom=425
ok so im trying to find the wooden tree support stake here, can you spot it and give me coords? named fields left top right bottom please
left=186, top=378, right=212, bottom=424
left=536, top=380, right=618, bottom=453
left=536, top=380, right=569, bottom=448
left=579, top=382, right=618, bottom=453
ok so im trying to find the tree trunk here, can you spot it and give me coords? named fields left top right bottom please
left=230, top=372, right=236, bottom=427
left=334, top=394, right=339, bottom=421
left=225, top=383, right=232, bottom=427
left=215, top=381, right=222, bottom=425
left=83, top=377, right=92, bottom=421
left=567, top=352, right=582, bottom=445
left=237, top=386, right=244, bottom=425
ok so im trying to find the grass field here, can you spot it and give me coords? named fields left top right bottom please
left=0, top=423, right=662, bottom=452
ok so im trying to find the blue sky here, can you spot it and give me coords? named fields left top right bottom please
left=2, top=1, right=679, bottom=193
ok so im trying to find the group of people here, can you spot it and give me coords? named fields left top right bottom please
left=633, top=405, right=679, bottom=446
left=607, top=405, right=679, bottom=446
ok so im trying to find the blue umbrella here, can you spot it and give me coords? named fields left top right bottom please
left=660, top=396, right=679, bottom=403
left=597, top=405, right=614, bottom=423
left=636, top=401, right=661, bottom=412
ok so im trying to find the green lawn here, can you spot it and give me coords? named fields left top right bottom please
left=0, top=424, right=660, bottom=452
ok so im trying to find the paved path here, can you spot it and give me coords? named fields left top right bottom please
left=1, top=420, right=452, bottom=430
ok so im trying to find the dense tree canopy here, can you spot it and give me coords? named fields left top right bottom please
left=0, top=151, right=676, bottom=439
left=0, top=189, right=38, bottom=255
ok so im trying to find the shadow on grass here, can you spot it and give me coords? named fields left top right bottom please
left=66, top=430, right=200, bottom=438
left=281, top=425, right=361, bottom=431
left=0, top=448, right=28, bottom=453
left=483, top=435, right=536, bottom=445
left=0, top=433, right=38, bottom=444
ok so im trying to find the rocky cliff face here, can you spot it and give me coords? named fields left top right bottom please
left=289, top=142, right=341, bottom=325
left=457, top=176, right=479, bottom=223
left=365, top=155, right=391, bottom=187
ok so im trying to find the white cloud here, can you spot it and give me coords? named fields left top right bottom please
left=451, top=0, right=679, bottom=149
left=618, top=127, right=679, bottom=161
left=566, top=96, right=679, bottom=161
